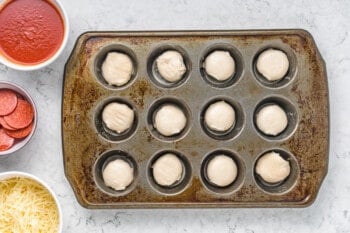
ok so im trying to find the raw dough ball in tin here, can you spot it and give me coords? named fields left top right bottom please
left=152, top=153, right=183, bottom=186
left=154, top=104, right=187, bottom=136
left=103, top=159, right=134, bottom=191
left=156, top=50, right=186, bottom=82
left=256, top=49, right=289, bottom=81
left=255, top=151, right=291, bottom=183
left=207, top=155, right=238, bottom=187
left=102, top=52, right=134, bottom=86
left=256, top=104, right=288, bottom=136
left=204, top=51, right=235, bottom=81
left=204, top=101, right=235, bottom=132
left=102, top=102, right=134, bottom=133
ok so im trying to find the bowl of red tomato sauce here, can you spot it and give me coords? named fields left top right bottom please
left=0, top=0, right=69, bottom=70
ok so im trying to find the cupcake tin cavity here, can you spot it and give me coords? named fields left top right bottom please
left=147, top=97, right=192, bottom=142
left=147, top=150, right=192, bottom=196
left=147, top=44, right=192, bottom=89
left=200, top=96, right=245, bottom=141
left=200, top=43, right=244, bottom=88
left=94, top=97, right=138, bottom=142
left=63, top=30, right=329, bottom=208
left=93, top=149, right=139, bottom=197
left=200, top=149, right=245, bottom=195
left=94, top=44, right=138, bottom=90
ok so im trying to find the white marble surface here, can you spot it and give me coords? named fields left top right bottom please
left=0, top=0, right=349, bottom=232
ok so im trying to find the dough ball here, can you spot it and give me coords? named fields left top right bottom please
left=256, top=104, right=288, bottom=136
left=255, top=151, right=291, bottom=183
left=154, top=104, right=187, bottom=136
left=102, top=102, right=134, bottom=134
left=204, top=51, right=235, bottom=81
left=103, top=159, right=134, bottom=191
left=204, top=101, right=235, bottom=132
left=207, top=155, right=238, bottom=187
left=102, top=52, right=134, bottom=86
left=156, top=50, right=186, bottom=82
left=152, top=153, right=183, bottom=186
left=256, top=49, right=289, bottom=81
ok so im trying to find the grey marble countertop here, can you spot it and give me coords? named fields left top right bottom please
left=0, top=0, right=349, bottom=232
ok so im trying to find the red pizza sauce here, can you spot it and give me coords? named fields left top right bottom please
left=0, top=0, right=64, bottom=65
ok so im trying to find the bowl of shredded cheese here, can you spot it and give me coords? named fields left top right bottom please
left=0, top=171, right=62, bottom=233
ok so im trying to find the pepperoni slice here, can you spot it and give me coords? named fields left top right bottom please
left=0, top=117, right=16, bottom=130
left=5, top=122, right=33, bottom=139
left=0, top=127, right=15, bottom=151
left=4, top=99, right=34, bottom=129
left=0, top=89, right=18, bottom=116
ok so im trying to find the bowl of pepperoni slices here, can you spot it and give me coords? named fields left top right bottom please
left=0, top=81, right=37, bottom=155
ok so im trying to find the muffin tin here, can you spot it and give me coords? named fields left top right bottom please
left=62, top=30, right=329, bottom=208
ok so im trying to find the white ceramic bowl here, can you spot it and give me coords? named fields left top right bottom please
left=0, top=81, right=37, bottom=156
left=0, top=0, right=69, bottom=71
left=0, top=171, right=63, bottom=232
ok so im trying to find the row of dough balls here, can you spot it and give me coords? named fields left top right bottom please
left=101, top=101, right=235, bottom=137
left=102, top=151, right=291, bottom=192
left=102, top=100, right=288, bottom=139
left=101, top=48, right=289, bottom=86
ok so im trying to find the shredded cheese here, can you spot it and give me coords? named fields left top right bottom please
left=0, top=177, right=59, bottom=233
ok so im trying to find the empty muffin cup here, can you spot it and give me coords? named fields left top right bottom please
left=147, top=150, right=192, bottom=195
left=93, top=150, right=138, bottom=197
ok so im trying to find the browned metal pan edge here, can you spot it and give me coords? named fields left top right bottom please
left=79, top=193, right=318, bottom=209
left=294, top=29, right=330, bottom=201
left=74, top=28, right=314, bottom=38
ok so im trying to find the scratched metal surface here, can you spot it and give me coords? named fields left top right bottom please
left=62, top=30, right=329, bottom=208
